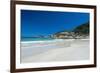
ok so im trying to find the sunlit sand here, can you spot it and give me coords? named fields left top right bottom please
left=21, top=39, right=89, bottom=63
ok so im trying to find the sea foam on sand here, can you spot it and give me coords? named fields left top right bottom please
left=21, top=39, right=90, bottom=63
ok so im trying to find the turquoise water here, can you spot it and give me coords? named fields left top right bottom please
left=21, top=37, right=54, bottom=41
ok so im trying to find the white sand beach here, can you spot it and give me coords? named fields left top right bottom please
left=21, top=39, right=90, bottom=63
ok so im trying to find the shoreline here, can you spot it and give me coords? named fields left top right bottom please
left=21, top=38, right=89, bottom=43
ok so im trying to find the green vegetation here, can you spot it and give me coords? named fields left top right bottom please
left=73, top=22, right=89, bottom=35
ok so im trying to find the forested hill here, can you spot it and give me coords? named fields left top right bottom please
left=73, top=22, right=89, bottom=35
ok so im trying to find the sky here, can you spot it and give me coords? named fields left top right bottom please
left=21, top=10, right=89, bottom=37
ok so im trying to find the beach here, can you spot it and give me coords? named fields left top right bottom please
left=21, top=39, right=90, bottom=63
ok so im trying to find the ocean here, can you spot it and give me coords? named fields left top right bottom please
left=21, top=37, right=54, bottom=41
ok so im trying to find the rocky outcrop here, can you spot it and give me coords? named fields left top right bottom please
left=52, top=31, right=75, bottom=39
left=52, top=22, right=89, bottom=39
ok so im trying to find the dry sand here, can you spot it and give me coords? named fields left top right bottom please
left=21, top=39, right=89, bottom=63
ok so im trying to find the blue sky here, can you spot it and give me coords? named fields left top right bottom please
left=21, top=10, right=89, bottom=37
